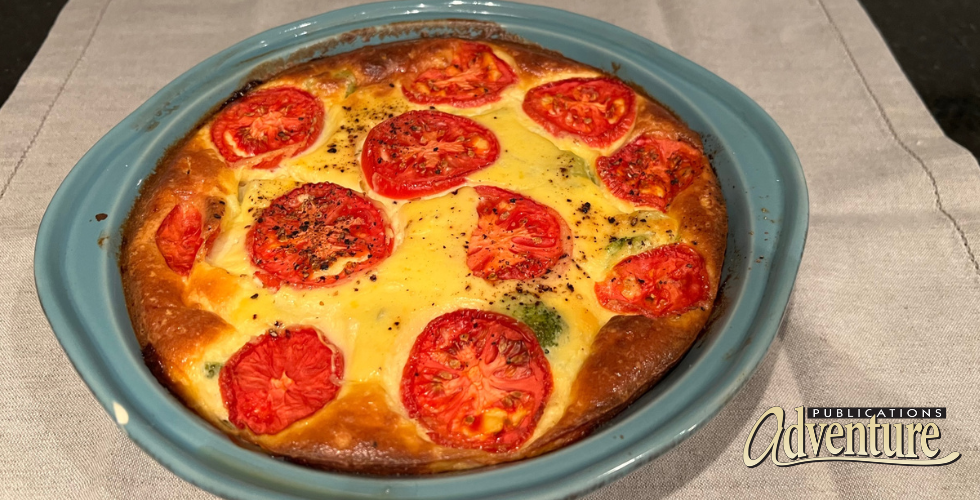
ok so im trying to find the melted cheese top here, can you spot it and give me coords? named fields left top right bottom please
left=181, top=73, right=679, bottom=445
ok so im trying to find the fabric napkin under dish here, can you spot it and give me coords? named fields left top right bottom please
left=1, top=0, right=978, bottom=498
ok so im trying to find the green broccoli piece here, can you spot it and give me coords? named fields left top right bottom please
left=561, top=151, right=598, bottom=185
left=512, top=300, right=565, bottom=349
left=204, top=362, right=223, bottom=379
left=605, top=235, right=649, bottom=257
left=335, top=70, right=357, bottom=97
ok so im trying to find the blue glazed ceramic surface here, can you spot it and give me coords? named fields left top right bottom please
left=35, top=1, right=807, bottom=498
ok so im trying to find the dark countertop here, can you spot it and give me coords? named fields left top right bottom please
left=1, top=0, right=977, bottom=161
left=859, top=0, right=979, bottom=161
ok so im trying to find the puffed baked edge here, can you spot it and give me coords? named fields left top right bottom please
left=120, top=35, right=728, bottom=474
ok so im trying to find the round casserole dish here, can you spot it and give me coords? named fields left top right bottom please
left=34, top=1, right=807, bottom=498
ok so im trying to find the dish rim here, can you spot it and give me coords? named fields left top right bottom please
left=34, top=1, right=808, bottom=498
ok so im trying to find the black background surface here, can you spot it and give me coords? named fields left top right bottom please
left=1, top=0, right=977, bottom=160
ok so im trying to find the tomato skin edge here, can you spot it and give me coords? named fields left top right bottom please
left=155, top=203, right=204, bottom=276
left=521, top=77, right=637, bottom=149
left=401, top=42, right=517, bottom=108
left=400, top=309, right=553, bottom=453
left=467, top=186, right=572, bottom=281
left=246, top=182, right=393, bottom=290
left=219, top=326, right=344, bottom=435
left=595, top=243, right=710, bottom=318
left=360, top=110, right=500, bottom=199
left=209, top=86, right=325, bottom=167
left=596, top=135, right=706, bottom=212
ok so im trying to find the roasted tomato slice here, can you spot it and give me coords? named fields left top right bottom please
left=155, top=203, right=203, bottom=275
left=402, top=41, right=517, bottom=107
left=220, top=326, right=344, bottom=435
left=361, top=110, right=500, bottom=199
left=597, top=135, right=705, bottom=211
left=595, top=243, right=709, bottom=318
left=401, top=309, right=552, bottom=452
left=522, top=77, right=636, bottom=148
left=466, top=186, right=569, bottom=281
left=210, top=87, right=324, bottom=167
left=247, top=182, right=392, bottom=289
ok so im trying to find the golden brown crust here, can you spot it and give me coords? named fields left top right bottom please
left=120, top=36, right=727, bottom=474
left=524, top=172, right=727, bottom=456
left=494, top=40, right=593, bottom=78
left=121, top=142, right=236, bottom=395
left=260, top=383, right=488, bottom=474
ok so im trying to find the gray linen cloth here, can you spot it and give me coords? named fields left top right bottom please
left=2, top=0, right=978, bottom=497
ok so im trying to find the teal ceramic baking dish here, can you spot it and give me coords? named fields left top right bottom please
left=34, top=1, right=807, bottom=498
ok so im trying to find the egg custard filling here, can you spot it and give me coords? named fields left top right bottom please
left=121, top=37, right=726, bottom=473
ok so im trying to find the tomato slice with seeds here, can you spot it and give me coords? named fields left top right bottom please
left=247, top=182, right=392, bottom=289
left=595, top=243, right=710, bottom=318
left=466, top=186, right=569, bottom=281
left=522, top=77, right=636, bottom=148
left=402, top=41, right=516, bottom=107
left=401, top=309, right=552, bottom=452
left=210, top=87, right=324, bottom=168
left=220, top=326, right=344, bottom=435
left=597, top=135, right=705, bottom=212
left=361, top=110, right=500, bottom=199
left=155, top=203, right=203, bottom=275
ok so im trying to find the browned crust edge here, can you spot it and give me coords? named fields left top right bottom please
left=119, top=36, right=727, bottom=475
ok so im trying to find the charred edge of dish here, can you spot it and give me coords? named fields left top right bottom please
left=700, top=132, right=726, bottom=181
left=240, top=19, right=532, bottom=86
left=221, top=79, right=264, bottom=109
left=590, top=351, right=688, bottom=429
left=228, top=433, right=273, bottom=453
left=696, top=270, right=733, bottom=349
left=117, top=125, right=189, bottom=264
left=283, top=448, right=470, bottom=476
left=700, top=133, right=723, bottom=162
left=120, top=29, right=724, bottom=470
left=491, top=38, right=583, bottom=68
left=118, top=84, right=245, bottom=267
left=140, top=344, right=183, bottom=397
left=624, top=79, right=689, bottom=125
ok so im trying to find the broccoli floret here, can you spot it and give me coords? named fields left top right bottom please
left=606, top=235, right=649, bottom=256
left=561, top=151, right=598, bottom=185
left=513, top=301, right=565, bottom=349
left=204, top=362, right=223, bottom=379
left=335, top=70, right=357, bottom=97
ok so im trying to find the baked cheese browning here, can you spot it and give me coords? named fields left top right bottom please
left=401, top=41, right=517, bottom=107
left=120, top=37, right=728, bottom=473
left=466, top=186, right=571, bottom=282
left=255, top=381, right=490, bottom=474
left=360, top=110, right=501, bottom=199
left=525, top=173, right=727, bottom=458
left=198, top=184, right=604, bottom=444
left=401, top=309, right=553, bottom=453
